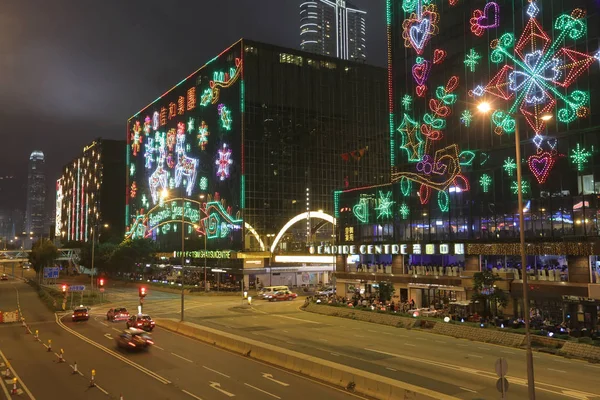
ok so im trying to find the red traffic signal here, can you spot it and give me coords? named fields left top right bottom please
left=98, top=278, right=105, bottom=287
left=61, top=284, right=68, bottom=293
left=139, top=287, right=147, bottom=297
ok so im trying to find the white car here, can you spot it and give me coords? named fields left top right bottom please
left=317, top=287, right=335, bottom=296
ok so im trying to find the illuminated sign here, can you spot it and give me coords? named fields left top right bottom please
left=55, top=179, right=63, bottom=237
left=148, top=201, right=200, bottom=228
left=309, top=243, right=464, bottom=256
left=173, top=250, right=234, bottom=259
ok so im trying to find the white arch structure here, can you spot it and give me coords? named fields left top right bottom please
left=244, top=222, right=266, bottom=252
left=270, top=211, right=336, bottom=253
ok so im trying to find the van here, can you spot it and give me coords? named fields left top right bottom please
left=258, top=286, right=290, bottom=299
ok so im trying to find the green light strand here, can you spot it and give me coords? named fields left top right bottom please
left=464, top=48, right=481, bottom=72
left=570, top=143, right=592, bottom=171
left=479, top=174, right=492, bottom=193
left=374, top=191, right=395, bottom=219
left=399, top=203, right=410, bottom=220
left=504, top=157, right=517, bottom=176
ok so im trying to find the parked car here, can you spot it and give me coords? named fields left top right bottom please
left=126, top=314, right=155, bottom=331
left=72, top=307, right=89, bottom=322
left=115, top=328, right=154, bottom=350
left=317, top=287, right=335, bottom=296
left=0, top=274, right=8, bottom=281
left=267, top=290, right=298, bottom=302
left=106, top=307, right=130, bottom=322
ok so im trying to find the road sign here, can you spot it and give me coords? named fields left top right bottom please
left=43, top=267, right=59, bottom=279
left=70, top=285, right=85, bottom=292
left=99, top=288, right=105, bottom=293
left=495, top=357, right=508, bottom=377
left=496, top=377, right=509, bottom=393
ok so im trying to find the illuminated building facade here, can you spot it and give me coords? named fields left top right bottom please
left=127, top=40, right=387, bottom=286
left=333, top=0, right=600, bottom=324
left=25, top=151, right=46, bottom=238
left=300, top=0, right=366, bottom=61
left=57, top=139, right=126, bottom=243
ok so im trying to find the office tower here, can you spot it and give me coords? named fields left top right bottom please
left=300, top=0, right=366, bottom=61
left=25, top=151, right=46, bottom=238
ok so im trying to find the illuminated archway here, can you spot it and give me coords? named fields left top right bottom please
left=270, top=211, right=336, bottom=253
left=244, top=222, right=266, bottom=252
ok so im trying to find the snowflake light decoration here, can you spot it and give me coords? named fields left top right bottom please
left=460, top=110, right=472, bottom=127
left=130, top=182, right=137, bottom=198
left=218, top=104, right=232, bottom=131
left=402, top=94, right=413, bottom=110
left=511, top=180, right=529, bottom=195
left=399, top=203, right=410, bottom=220
left=130, top=121, right=142, bottom=156
left=200, top=89, right=213, bottom=106
left=141, top=194, right=149, bottom=209
left=197, top=121, right=209, bottom=150
left=374, top=191, right=395, bottom=219
left=187, top=117, right=195, bottom=133
left=503, top=157, right=517, bottom=176
left=479, top=174, right=492, bottom=193
left=464, top=48, right=481, bottom=72
left=129, top=164, right=136, bottom=177
left=570, top=143, right=592, bottom=171
left=481, top=4, right=595, bottom=134
left=199, top=176, right=208, bottom=191
left=216, top=143, right=233, bottom=181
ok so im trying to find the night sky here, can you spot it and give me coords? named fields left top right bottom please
left=0, top=0, right=386, bottom=195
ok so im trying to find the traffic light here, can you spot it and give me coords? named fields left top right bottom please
left=139, top=287, right=147, bottom=297
left=61, top=284, right=68, bottom=293
left=98, top=278, right=105, bottom=288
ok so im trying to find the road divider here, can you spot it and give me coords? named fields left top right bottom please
left=155, top=317, right=460, bottom=400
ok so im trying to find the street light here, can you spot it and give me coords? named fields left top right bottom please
left=91, top=223, right=109, bottom=295
left=477, top=102, right=552, bottom=399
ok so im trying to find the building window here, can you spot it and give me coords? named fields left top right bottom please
left=279, top=53, right=303, bottom=66
left=244, top=46, right=258, bottom=55
left=320, top=61, right=336, bottom=69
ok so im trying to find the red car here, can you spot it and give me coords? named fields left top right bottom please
left=126, top=314, right=155, bottom=331
left=107, top=307, right=130, bottom=322
left=72, top=307, right=89, bottom=322
left=268, top=290, right=298, bottom=302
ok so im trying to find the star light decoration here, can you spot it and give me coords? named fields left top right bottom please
left=475, top=3, right=596, bottom=135
left=199, top=176, right=208, bottom=191
left=511, top=180, right=530, bottom=195
left=197, top=121, right=209, bottom=150
left=399, top=203, right=410, bottom=220
left=187, top=117, right=195, bottom=133
left=464, top=48, right=481, bottom=72
left=460, top=110, right=472, bottom=127
left=402, top=94, right=413, bottom=110
left=398, top=113, right=423, bottom=162
left=129, top=164, right=136, bottom=177
left=503, top=157, right=517, bottom=176
left=215, top=143, right=233, bottom=181
left=374, top=191, right=395, bottom=219
left=570, top=143, right=592, bottom=171
left=479, top=174, right=492, bottom=193
left=141, top=194, right=149, bottom=209
left=218, top=104, right=232, bottom=131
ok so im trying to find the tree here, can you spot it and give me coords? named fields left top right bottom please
left=377, top=281, right=396, bottom=302
left=110, top=238, right=156, bottom=274
left=471, top=269, right=508, bottom=318
left=79, top=242, right=118, bottom=274
left=28, top=239, right=59, bottom=281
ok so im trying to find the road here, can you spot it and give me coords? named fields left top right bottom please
left=0, top=277, right=369, bottom=400
left=103, top=283, right=600, bottom=400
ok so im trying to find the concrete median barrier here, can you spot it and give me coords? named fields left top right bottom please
left=155, top=317, right=460, bottom=400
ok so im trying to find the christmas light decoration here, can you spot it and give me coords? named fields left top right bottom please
left=480, top=152, right=490, bottom=166
left=130, top=182, right=137, bottom=198
left=482, top=4, right=595, bottom=134
left=160, top=107, right=167, bottom=126
left=174, top=124, right=198, bottom=196
left=197, top=121, right=209, bottom=150
left=503, top=157, right=517, bottom=176
left=187, top=117, right=195, bottom=133
left=187, top=87, right=196, bottom=110
left=402, top=95, right=412, bottom=110
left=400, top=176, right=412, bottom=196
left=178, top=96, right=185, bottom=115
left=143, top=116, right=151, bottom=135
left=148, top=137, right=168, bottom=205
left=470, top=2, right=499, bottom=37
left=216, top=143, right=233, bottom=181
left=511, top=180, right=530, bottom=195
left=200, top=89, right=213, bottom=106
left=141, top=194, right=149, bottom=209
left=479, top=174, right=492, bottom=192
left=168, top=102, right=177, bottom=120
left=375, top=191, right=395, bottom=219
left=352, top=198, right=369, bottom=223
left=152, top=111, right=160, bottom=130
left=399, top=203, right=410, bottom=219
left=464, top=48, right=481, bottom=72
left=570, top=143, right=592, bottom=171
left=199, top=176, right=208, bottom=191
left=437, top=191, right=449, bottom=212
left=432, top=48, right=446, bottom=64
left=412, top=59, right=431, bottom=88
left=402, top=0, right=432, bottom=13
left=401, top=4, right=439, bottom=55
left=218, top=104, right=232, bottom=131
left=398, top=114, right=423, bottom=162
left=131, top=121, right=142, bottom=156
left=210, top=58, right=242, bottom=104
left=491, top=110, right=515, bottom=135
left=459, top=151, right=475, bottom=166
left=460, top=110, right=472, bottom=127
left=528, top=150, right=556, bottom=184
left=130, top=164, right=136, bottom=177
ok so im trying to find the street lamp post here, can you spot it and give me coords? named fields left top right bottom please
left=91, top=223, right=109, bottom=297
left=181, top=196, right=185, bottom=322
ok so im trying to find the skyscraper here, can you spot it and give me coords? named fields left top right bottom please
left=300, top=0, right=366, bottom=61
left=25, top=151, right=46, bottom=237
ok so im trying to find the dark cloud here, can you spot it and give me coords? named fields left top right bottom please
left=0, top=0, right=386, bottom=184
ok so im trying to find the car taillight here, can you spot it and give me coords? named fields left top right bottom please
left=72, top=315, right=75, bottom=318
left=85, top=313, right=88, bottom=316
left=151, top=321, right=155, bottom=325
left=128, top=342, right=136, bottom=347
left=137, top=323, right=142, bottom=326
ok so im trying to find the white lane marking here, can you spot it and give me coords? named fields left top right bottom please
left=0, top=349, right=36, bottom=399
left=382, top=332, right=393, bottom=336
left=404, top=343, right=416, bottom=347
left=153, top=345, right=165, bottom=350
left=282, top=330, right=289, bottom=333
left=203, top=366, right=230, bottom=378
left=103, top=333, right=113, bottom=340
left=277, top=315, right=320, bottom=324
left=95, top=384, right=109, bottom=395
left=0, top=369, right=12, bottom=399
left=367, top=330, right=377, bottom=333
left=477, top=347, right=490, bottom=350
left=69, top=364, right=84, bottom=376
left=244, top=383, right=281, bottom=399
left=460, top=387, right=477, bottom=393
left=502, top=351, right=516, bottom=354
left=386, top=367, right=397, bottom=372
left=555, top=359, right=571, bottom=364
left=318, top=338, right=328, bottom=342
left=209, top=381, right=235, bottom=397
left=353, top=335, right=365, bottom=338
left=112, top=328, right=121, bottom=333
left=467, top=354, right=483, bottom=359
left=262, top=373, right=289, bottom=386
left=435, top=341, right=446, bottom=344
left=585, top=364, right=600, bottom=369
left=457, top=344, right=468, bottom=347
left=414, top=337, right=426, bottom=341
left=330, top=353, right=340, bottom=356
left=547, top=368, right=566, bottom=373
left=182, top=389, right=204, bottom=400
left=171, top=353, right=193, bottom=363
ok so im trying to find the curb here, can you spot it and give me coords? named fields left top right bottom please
left=155, top=317, right=460, bottom=400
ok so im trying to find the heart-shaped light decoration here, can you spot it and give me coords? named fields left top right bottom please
left=433, top=49, right=447, bottom=64
left=416, top=85, right=427, bottom=97
left=528, top=151, right=556, bottom=184
left=412, top=60, right=432, bottom=86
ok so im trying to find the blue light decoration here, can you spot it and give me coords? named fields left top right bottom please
left=144, top=137, right=155, bottom=169
left=218, top=104, right=232, bottom=131
left=173, top=122, right=198, bottom=196
left=216, top=143, right=233, bottom=181
left=374, top=191, right=395, bottom=219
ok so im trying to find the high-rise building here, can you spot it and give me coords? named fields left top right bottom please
left=300, top=0, right=366, bottom=61
left=126, top=39, right=387, bottom=286
left=57, top=139, right=126, bottom=243
left=25, top=151, right=46, bottom=238
left=0, top=175, right=24, bottom=247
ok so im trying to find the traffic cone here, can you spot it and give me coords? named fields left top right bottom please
left=120, top=394, right=124, bottom=400
left=58, top=349, right=65, bottom=363
left=11, top=378, right=17, bottom=395
left=89, top=369, right=96, bottom=387
left=34, top=330, right=39, bottom=341
left=72, top=361, right=78, bottom=375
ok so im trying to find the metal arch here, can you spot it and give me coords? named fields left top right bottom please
left=270, top=211, right=336, bottom=253
left=244, top=222, right=266, bottom=252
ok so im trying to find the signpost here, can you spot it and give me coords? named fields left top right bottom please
left=495, top=357, right=509, bottom=399
left=43, top=267, right=59, bottom=279
left=69, top=285, right=85, bottom=291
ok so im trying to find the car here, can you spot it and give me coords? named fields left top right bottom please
left=126, top=314, right=155, bottom=331
left=115, top=328, right=154, bottom=350
left=0, top=274, right=8, bottom=281
left=317, top=287, right=335, bottom=296
left=72, top=307, right=89, bottom=322
left=106, top=307, right=130, bottom=322
left=267, top=290, right=298, bottom=302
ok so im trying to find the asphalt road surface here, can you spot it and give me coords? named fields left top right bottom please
left=0, top=277, right=369, bottom=400
left=102, top=283, right=600, bottom=400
